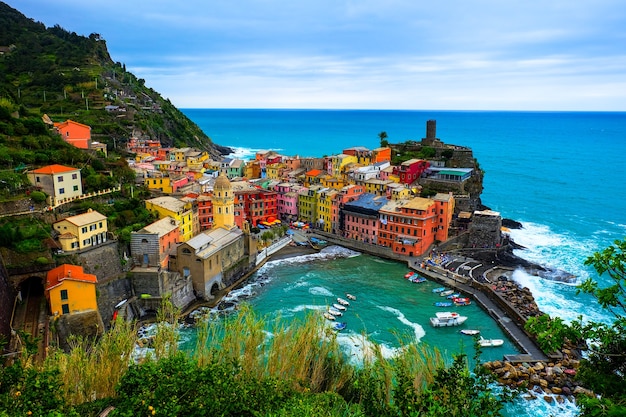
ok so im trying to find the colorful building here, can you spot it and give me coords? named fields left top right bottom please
left=317, top=188, right=338, bottom=232
left=392, top=159, right=430, bottom=185
left=54, top=119, right=91, bottom=149
left=28, top=164, right=83, bottom=206
left=130, top=216, right=180, bottom=268
left=378, top=197, right=447, bottom=257
left=145, top=196, right=194, bottom=242
left=341, top=193, right=386, bottom=243
left=53, top=209, right=108, bottom=251
left=46, top=264, right=98, bottom=316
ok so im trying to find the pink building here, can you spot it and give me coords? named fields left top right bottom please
left=275, top=183, right=301, bottom=222
left=341, top=193, right=386, bottom=244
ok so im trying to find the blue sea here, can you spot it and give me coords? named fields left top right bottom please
left=180, top=109, right=626, bottom=416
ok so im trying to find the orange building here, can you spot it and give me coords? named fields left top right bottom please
left=54, top=119, right=91, bottom=149
left=377, top=196, right=452, bottom=257
left=46, top=264, right=98, bottom=316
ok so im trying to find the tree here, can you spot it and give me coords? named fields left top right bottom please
left=525, top=238, right=626, bottom=416
left=378, top=131, right=389, bottom=148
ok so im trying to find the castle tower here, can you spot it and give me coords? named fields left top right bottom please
left=212, top=172, right=235, bottom=230
left=421, top=119, right=442, bottom=147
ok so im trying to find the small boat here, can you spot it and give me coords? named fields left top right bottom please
left=478, top=337, right=504, bottom=347
left=440, top=290, right=455, bottom=297
left=409, top=276, right=427, bottom=283
left=346, top=293, right=357, bottom=301
left=434, top=301, right=453, bottom=307
left=432, top=287, right=446, bottom=293
left=453, top=297, right=471, bottom=306
left=404, top=271, right=417, bottom=279
left=323, top=312, right=336, bottom=321
left=430, top=312, right=468, bottom=327
left=337, top=297, right=350, bottom=306
left=460, top=329, right=480, bottom=336
left=446, top=293, right=461, bottom=299
left=333, top=322, right=347, bottom=331
left=333, top=303, right=347, bottom=311
left=328, top=308, right=343, bottom=317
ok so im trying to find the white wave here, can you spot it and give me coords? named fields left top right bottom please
left=377, top=305, right=426, bottom=343
left=309, top=286, right=334, bottom=297
left=338, top=333, right=403, bottom=366
left=288, top=304, right=326, bottom=313
left=262, top=245, right=361, bottom=270
left=502, top=391, right=580, bottom=417
left=226, top=146, right=285, bottom=161
left=507, top=222, right=595, bottom=284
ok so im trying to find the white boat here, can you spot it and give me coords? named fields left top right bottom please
left=332, top=303, right=347, bottom=311
left=328, top=308, right=343, bottom=317
left=430, top=312, right=468, bottom=327
left=440, top=290, right=455, bottom=297
left=460, top=329, right=480, bottom=336
left=478, top=337, right=504, bottom=347
left=323, top=312, right=336, bottom=321
left=346, top=293, right=357, bottom=301
left=337, top=297, right=350, bottom=306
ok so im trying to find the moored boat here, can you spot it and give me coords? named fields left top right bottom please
left=430, top=312, right=468, bottom=327
left=333, top=303, right=347, bottom=311
left=434, top=301, right=453, bottom=307
left=460, top=329, right=480, bottom=336
left=404, top=271, right=417, bottom=279
left=432, top=287, right=446, bottom=293
left=337, top=297, right=350, bottom=306
left=453, top=297, right=471, bottom=306
left=440, top=289, right=455, bottom=297
left=328, top=308, right=343, bottom=317
left=446, top=293, right=461, bottom=299
left=323, top=312, right=336, bottom=321
left=478, top=336, right=504, bottom=347
left=409, top=276, right=427, bottom=283
left=333, top=322, right=347, bottom=331
left=346, top=293, right=357, bottom=301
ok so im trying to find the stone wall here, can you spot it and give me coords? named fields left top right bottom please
left=74, top=240, right=126, bottom=282
left=96, top=277, right=133, bottom=330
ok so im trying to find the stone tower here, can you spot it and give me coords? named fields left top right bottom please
left=212, top=172, right=235, bottom=230
left=421, top=119, right=443, bottom=147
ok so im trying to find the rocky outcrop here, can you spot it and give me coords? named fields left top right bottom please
left=483, top=346, right=594, bottom=404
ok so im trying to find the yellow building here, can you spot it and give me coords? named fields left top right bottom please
left=266, top=163, right=286, bottom=180
left=46, top=264, right=98, bottom=316
left=53, top=209, right=108, bottom=252
left=145, top=196, right=194, bottom=242
left=329, top=154, right=357, bottom=178
left=298, top=185, right=322, bottom=224
left=387, top=183, right=412, bottom=200
left=171, top=147, right=191, bottom=162
left=317, top=188, right=337, bottom=232
left=186, top=150, right=209, bottom=171
left=212, top=173, right=235, bottom=230
left=364, top=179, right=393, bottom=196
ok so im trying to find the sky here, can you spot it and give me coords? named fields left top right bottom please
left=7, top=0, right=626, bottom=111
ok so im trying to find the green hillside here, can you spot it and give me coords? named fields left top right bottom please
left=0, top=2, right=229, bottom=159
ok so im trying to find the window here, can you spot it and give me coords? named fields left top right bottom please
left=62, top=304, right=70, bottom=314
left=73, top=185, right=79, bottom=191
left=72, top=173, right=78, bottom=180
left=59, top=188, right=65, bottom=194
left=60, top=289, right=68, bottom=300
left=57, top=176, right=64, bottom=182
left=36, top=176, right=41, bottom=183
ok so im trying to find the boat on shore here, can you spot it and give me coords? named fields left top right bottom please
left=430, top=312, right=468, bottom=327
left=333, top=303, right=347, bottom=311
left=323, top=312, right=336, bottom=321
left=460, top=329, right=480, bottom=336
left=478, top=337, right=504, bottom=347
left=346, top=293, right=357, bottom=300
left=337, top=297, right=350, bottom=306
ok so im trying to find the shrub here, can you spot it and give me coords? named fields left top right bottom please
left=30, top=190, right=47, bottom=203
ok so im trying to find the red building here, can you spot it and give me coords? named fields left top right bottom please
left=392, top=159, right=430, bottom=185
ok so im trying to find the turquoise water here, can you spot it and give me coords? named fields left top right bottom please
left=177, top=109, right=626, bottom=416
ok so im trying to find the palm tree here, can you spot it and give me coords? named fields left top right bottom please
left=378, top=131, right=389, bottom=147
